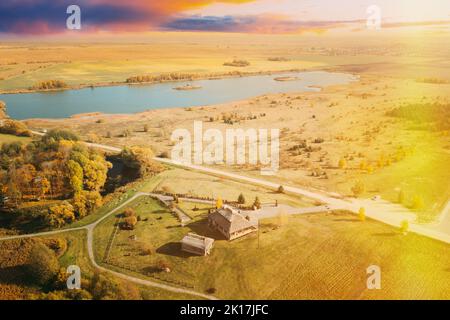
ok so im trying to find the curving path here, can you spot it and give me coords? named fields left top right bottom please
left=0, top=192, right=218, bottom=300
left=27, top=132, right=450, bottom=243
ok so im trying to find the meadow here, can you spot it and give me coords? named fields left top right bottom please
left=93, top=195, right=450, bottom=300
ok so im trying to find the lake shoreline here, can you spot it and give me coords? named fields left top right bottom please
left=2, top=70, right=358, bottom=120
left=0, top=68, right=315, bottom=95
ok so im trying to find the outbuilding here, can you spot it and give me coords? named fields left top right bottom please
left=181, top=233, right=215, bottom=256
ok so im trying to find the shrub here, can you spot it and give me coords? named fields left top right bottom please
left=277, top=185, right=285, bottom=194
left=159, top=151, right=169, bottom=158
left=358, top=207, right=366, bottom=221
left=43, top=129, right=79, bottom=142
left=122, top=216, right=137, bottom=230
left=411, top=195, right=424, bottom=210
left=206, top=287, right=217, bottom=294
left=351, top=181, right=365, bottom=197
left=139, top=243, right=155, bottom=256
left=237, top=193, right=246, bottom=204
left=32, top=80, right=67, bottom=90
left=253, top=197, right=262, bottom=210
left=46, top=202, right=76, bottom=228
left=223, top=59, right=250, bottom=67
left=0, top=119, right=32, bottom=137
left=338, top=158, right=347, bottom=169
left=313, top=138, right=324, bottom=144
left=216, top=197, right=223, bottom=209
left=400, top=220, right=409, bottom=234
left=156, top=259, right=171, bottom=272
left=123, top=208, right=136, bottom=217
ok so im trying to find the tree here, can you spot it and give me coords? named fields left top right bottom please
left=253, top=197, right=262, bottom=210
left=89, top=273, right=141, bottom=300
left=38, top=177, right=51, bottom=199
left=42, top=129, right=79, bottom=143
left=67, top=160, right=83, bottom=194
left=277, top=185, right=285, bottom=194
left=359, top=160, right=367, bottom=170
left=123, top=208, right=136, bottom=217
left=46, top=202, right=76, bottom=228
left=400, top=220, right=409, bottom=235
left=156, top=259, right=172, bottom=272
left=0, top=119, right=32, bottom=136
left=237, top=193, right=246, bottom=204
left=358, top=207, right=366, bottom=221
left=119, top=147, right=163, bottom=178
left=338, top=158, right=347, bottom=169
left=216, top=196, right=223, bottom=209
left=398, top=190, right=405, bottom=204
left=351, top=181, right=365, bottom=197
left=26, top=242, right=60, bottom=286
left=72, top=192, right=88, bottom=218
left=122, top=216, right=138, bottom=230
left=411, top=195, right=424, bottom=210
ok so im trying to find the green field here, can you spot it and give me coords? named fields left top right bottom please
left=0, top=230, right=201, bottom=300
left=0, top=133, right=32, bottom=145
left=143, top=167, right=316, bottom=208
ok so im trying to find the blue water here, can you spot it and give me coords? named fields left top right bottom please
left=0, top=71, right=357, bottom=120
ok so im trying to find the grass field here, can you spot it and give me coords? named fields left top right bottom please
left=143, top=167, right=316, bottom=207
left=94, top=195, right=450, bottom=300
left=0, top=133, right=32, bottom=145
left=0, top=230, right=201, bottom=300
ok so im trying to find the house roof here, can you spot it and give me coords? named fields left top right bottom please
left=209, top=206, right=256, bottom=234
left=181, top=233, right=214, bottom=250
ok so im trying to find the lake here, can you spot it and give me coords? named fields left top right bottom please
left=0, top=71, right=357, bottom=120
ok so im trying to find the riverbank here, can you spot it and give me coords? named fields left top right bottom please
left=1, top=70, right=356, bottom=120
left=0, top=69, right=312, bottom=95
left=20, top=73, right=450, bottom=223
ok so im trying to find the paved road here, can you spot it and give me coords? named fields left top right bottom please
left=156, top=158, right=450, bottom=244
left=28, top=133, right=450, bottom=243
left=0, top=191, right=217, bottom=300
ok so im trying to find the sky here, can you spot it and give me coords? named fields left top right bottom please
left=0, top=0, right=449, bottom=36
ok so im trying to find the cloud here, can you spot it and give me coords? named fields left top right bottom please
left=0, top=0, right=448, bottom=35
left=0, top=0, right=256, bottom=34
left=163, top=14, right=357, bottom=33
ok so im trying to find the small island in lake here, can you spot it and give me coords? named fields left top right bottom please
left=173, top=84, right=202, bottom=91
left=274, top=76, right=300, bottom=82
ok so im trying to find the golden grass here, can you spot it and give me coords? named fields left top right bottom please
left=94, top=195, right=450, bottom=300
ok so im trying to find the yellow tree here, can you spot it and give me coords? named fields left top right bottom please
left=338, top=158, right=347, bottom=169
left=39, top=177, right=51, bottom=200
left=216, top=196, right=223, bottom=209
left=358, top=207, right=366, bottom=221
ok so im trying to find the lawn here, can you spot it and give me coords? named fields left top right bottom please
left=0, top=230, right=200, bottom=300
left=143, top=167, right=316, bottom=208
left=94, top=195, right=450, bottom=300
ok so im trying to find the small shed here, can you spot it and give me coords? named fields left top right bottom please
left=181, top=233, right=214, bottom=256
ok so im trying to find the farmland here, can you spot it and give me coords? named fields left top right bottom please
left=93, top=193, right=450, bottom=299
